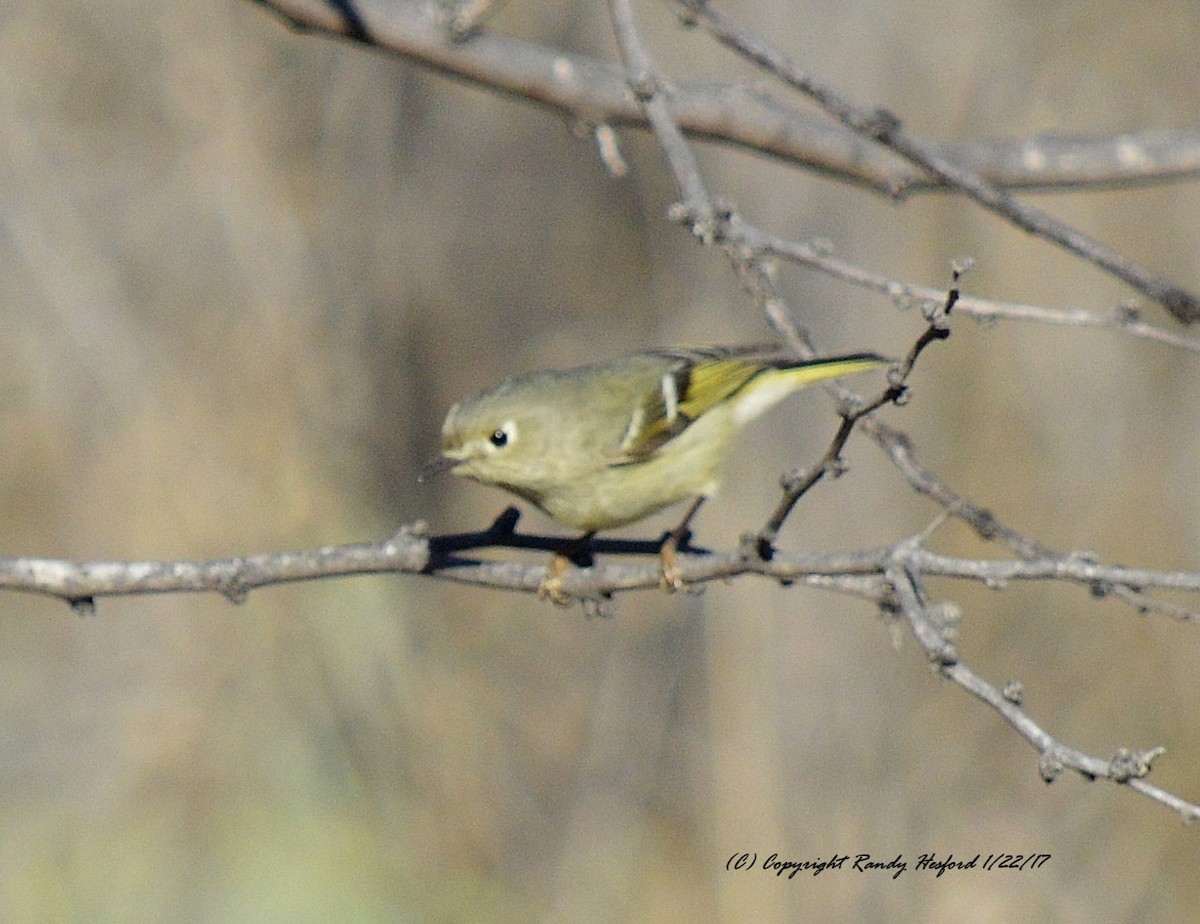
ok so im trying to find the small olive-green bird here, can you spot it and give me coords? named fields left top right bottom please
left=427, top=345, right=886, bottom=592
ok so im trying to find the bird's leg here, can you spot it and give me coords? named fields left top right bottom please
left=660, top=496, right=705, bottom=591
left=538, top=531, right=595, bottom=605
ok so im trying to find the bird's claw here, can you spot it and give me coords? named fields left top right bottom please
left=659, top=542, right=684, bottom=592
left=537, top=553, right=574, bottom=606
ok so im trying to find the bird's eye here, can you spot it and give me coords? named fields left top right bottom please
left=485, top=420, right=517, bottom=451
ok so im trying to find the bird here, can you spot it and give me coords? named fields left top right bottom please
left=426, top=344, right=887, bottom=600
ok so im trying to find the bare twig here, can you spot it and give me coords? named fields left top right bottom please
left=719, top=243, right=1200, bottom=627
left=722, top=215, right=1200, bottom=355
left=438, top=0, right=512, bottom=40
left=6, top=526, right=1200, bottom=614
left=865, top=420, right=1200, bottom=622
left=607, top=0, right=714, bottom=236
left=731, top=257, right=955, bottom=556
left=250, top=1, right=1200, bottom=198
left=6, top=512, right=1200, bottom=816
left=675, top=0, right=1200, bottom=324
left=886, top=557, right=1200, bottom=822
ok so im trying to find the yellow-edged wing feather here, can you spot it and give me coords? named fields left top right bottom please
left=612, top=347, right=885, bottom=463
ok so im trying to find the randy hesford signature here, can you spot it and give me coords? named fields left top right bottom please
left=726, top=852, right=1051, bottom=880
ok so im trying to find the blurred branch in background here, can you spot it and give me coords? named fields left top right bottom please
left=252, top=0, right=1200, bottom=327
left=252, top=0, right=1200, bottom=196
left=674, top=0, right=1200, bottom=322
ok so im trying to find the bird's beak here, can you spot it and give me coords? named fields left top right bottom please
left=418, top=451, right=460, bottom=483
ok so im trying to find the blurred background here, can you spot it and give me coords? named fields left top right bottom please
left=1, top=0, right=1199, bottom=920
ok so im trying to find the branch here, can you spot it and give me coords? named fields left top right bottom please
left=748, top=277, right=956, bottom=556
left=712, top=251, right=1200, bottom=628
left=249, top=0, right=1200, bottom=197
left=6, top=522, right=1200, bottom=616
left=886, top=556, right=1200, bottom=822
left=7, top=516, right=1200, bottom=815
left=725, top=215, right=1200, bottom=355
left=0, top=524, right=434, bottom=611
left=5, top=516, right=1200, bottom=814
left=724, top=270, right=1200, bottom=626
left=607, top=0, right=714, bottom=235
left=675, top=0, right=1200, bottom=324
left=252, top=1, right=1200, bottom=349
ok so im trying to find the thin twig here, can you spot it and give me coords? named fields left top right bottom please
left=720, top=243, right=1198, bottom=624
left=251, top=1, right=1200, bottom=197
left=675, top=0, right=1200, bottom=324
left=437, top=0, right=512, bottom=40
left=742, top=264, right=956, bottom=556
left=721, top=215, right=1200, bottom=355
left=886, top=558, right=1200, bottom=821
left=6, top=512, right=1200, bottom=816
left=607, top=0, right=714, bottom=236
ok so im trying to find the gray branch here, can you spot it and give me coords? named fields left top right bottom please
left=675, top=0, right=1200, bottom=322
left=3, top=519, right=1198, bottom=816
left=4, top=523, right=1198, bottom=614
left=250, top=0, right=1200, bottom=197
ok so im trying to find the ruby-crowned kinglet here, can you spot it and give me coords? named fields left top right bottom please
left=426, top=345, right=886, bottom=590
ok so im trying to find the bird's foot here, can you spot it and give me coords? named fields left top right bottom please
left=537, top=553, right=574, bottom=606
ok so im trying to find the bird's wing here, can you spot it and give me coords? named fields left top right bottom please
left=609, top=348, right=764, bottom=464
